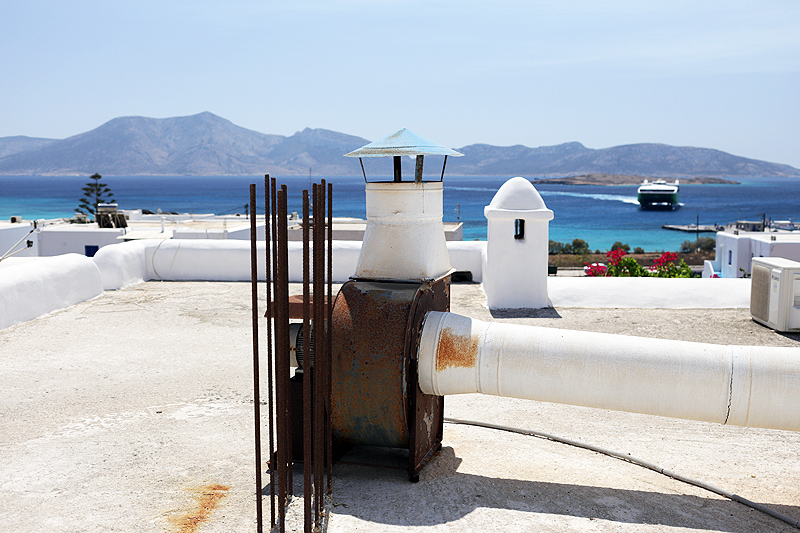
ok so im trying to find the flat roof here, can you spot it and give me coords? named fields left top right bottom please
left=2, top=282, right=799, bottom=532
left=723, top=230, right=800, bottom=242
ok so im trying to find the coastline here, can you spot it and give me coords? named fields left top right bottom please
left=4, top=174, right=797, bottom=252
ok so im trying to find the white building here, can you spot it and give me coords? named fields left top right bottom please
left=3, top=176, right=762, bottom=330
left=703, top=230, right=800, bottom=278
left=1, top=209, right=463, bottom=261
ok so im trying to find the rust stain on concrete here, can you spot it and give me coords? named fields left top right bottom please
left=170, top=483, right=230, bottom=533
left=436, top=327, right=478, bottom=371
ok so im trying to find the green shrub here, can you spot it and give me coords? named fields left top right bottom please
left=593, top=249, right=694, bottom=278
left=570, top=238, right=590, bottom=254
left=650, top=252, right=694, bottom=278
left=680, top=236, right=716, bottom=253
left=550, top=238, right=592, bottom=255
left=549, top=239, right=565, bottom=254
left=607, top=255, right=649, bottom=277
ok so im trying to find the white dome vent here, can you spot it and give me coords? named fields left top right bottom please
left=486, top=177, right=547, bottom=212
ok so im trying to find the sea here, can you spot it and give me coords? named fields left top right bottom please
left=2, top=174, right=799, bottom=252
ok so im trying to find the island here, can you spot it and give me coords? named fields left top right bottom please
left=535, top=173, right=739, bottom=186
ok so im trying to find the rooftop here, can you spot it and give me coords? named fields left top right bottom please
left=2, top=281, right=799, bottom=532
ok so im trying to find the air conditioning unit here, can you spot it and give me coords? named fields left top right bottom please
left=750, top=257, right=800, bottom=332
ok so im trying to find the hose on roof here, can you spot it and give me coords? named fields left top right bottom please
left=444, top=417, right=800, bottom=530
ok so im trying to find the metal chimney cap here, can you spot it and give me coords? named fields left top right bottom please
left=345, top=128, right=464, bottom=158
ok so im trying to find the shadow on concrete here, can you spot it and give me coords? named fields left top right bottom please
left=490, top=307, right=562, bottom=319
left=750, top=318, right=800, bottom=345
left=319, top=447, right=799, bottom=532
left=777, top=331, right=800, bottom=344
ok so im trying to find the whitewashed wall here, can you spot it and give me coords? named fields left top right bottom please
left=0, top=254, right=103, bottom=330
left=0, top=223, right=41, bottom=259
left=38, top=227, right=125, bottom=257
left=93, top=239, right=487, bottom=290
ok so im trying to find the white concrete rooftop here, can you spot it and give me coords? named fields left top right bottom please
left=2, top=281, right=799, bottom=532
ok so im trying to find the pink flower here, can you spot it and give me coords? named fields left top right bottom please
left=584, top=262, right=608, bottom=277
left=654, top=251, right=677, bottom=266
left=606, top=248, right=626, bottom=266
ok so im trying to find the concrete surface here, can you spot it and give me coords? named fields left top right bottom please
left=1, top=281, right=799, bottom=532
left=547, top=277, right=751, bottom=309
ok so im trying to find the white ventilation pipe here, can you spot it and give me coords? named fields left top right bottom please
left=354, top=181, right=451, bottom=281
left=418, top=311, right=800, bottom=432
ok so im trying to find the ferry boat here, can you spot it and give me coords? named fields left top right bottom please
left=637, top=179, right=680, bottom=209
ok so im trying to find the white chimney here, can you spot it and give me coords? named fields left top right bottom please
left=483, top=177, right=554, bottom=309
left=344, top=129, right=464, bottom=281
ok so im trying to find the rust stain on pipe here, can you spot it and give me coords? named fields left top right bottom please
left=436, top=327, right=478, bottom=371
left=170, top=484, right=230, bottom=533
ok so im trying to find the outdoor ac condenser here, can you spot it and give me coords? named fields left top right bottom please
left=750, top=257, right=800, bottom=332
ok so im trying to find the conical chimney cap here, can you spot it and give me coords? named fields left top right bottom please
left=345, top=128, right=464, bottom=158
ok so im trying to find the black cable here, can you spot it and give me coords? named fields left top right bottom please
left=0, top=225, right=37, bottom=262
left=444, top=417, right=800, bottom=530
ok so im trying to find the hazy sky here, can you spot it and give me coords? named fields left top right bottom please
left=2, top=1, right=799, bottom=167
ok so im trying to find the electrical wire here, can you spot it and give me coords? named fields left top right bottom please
left=215, top=203, right=250, bottom=216
left=444, top=417, right=800, bottom=530
left=0, top=221, right=40, bottom=262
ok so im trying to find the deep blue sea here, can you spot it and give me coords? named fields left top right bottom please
left=2, top=174, right=799, bottom=252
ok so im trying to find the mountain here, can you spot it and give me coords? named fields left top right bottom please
left=0, top=136, right=57, bottom=159
left=265, top=127, right=369, bottom=175
left=0, top=112, right=798, bottom=177
left=0, top=112, right=366, bottom=176
left=448, top=142, right=800, bottom=177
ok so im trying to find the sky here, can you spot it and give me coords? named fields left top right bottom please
left=2, top=0, right=799, bottom=167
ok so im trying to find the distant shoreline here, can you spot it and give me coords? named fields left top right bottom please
left=536, top=173, right=739, bottom=186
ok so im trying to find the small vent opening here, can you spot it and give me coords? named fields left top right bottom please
left=514, top=219, right=525, bottom=240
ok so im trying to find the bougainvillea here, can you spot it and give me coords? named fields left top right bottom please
left=649, top=251, right=693, bottom=278
left=606, top=249, right=649, bottom=277
left=584, top=262, right=608, bottom=276
left=585, top=249, right=693, bottom=278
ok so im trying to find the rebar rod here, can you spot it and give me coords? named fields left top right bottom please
left=311, top=183, right=319, bottom=527
left=322, top=181, right=328, bottom=514
left=265, top=175, right=276, bottom=528
left=312, top=183, right=325, bottom=527
left=281, top=185, right=293, bottom=501
left=275, top=185, right=290, bottom=531
left=248, top=184, right=263, bottom=533
left=302, top=190, right=312, bottom=533
left=326, top=181, right=333, bottom=496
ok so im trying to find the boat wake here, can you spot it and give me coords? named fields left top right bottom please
left=447, top=186, right=503, bottom=192
left=540, top=191, right=641, bottom=205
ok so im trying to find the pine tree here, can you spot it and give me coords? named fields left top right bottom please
left=77, top=173, right=114, bottom=221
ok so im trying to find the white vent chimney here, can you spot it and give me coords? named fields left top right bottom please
left=344, top=129, right=464, bottom=281
left=483, top=177, right=554, bottom=308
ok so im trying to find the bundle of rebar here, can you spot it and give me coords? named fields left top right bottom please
left=251, top=176, right=333, bottom=533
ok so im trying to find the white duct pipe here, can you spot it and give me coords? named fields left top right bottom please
left=354, top=181, right=451, bottom=281
left=418, top=311, right=800, bottom=432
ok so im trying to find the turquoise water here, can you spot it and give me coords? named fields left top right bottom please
left=2, top=175, right=799, bottom=252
